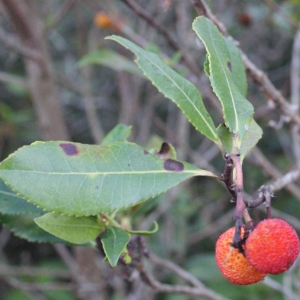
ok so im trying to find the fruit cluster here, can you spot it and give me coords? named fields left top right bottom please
left=215, top=218, right=300, bottom=285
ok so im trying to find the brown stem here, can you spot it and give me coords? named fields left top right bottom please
left=221, top=154, right=236, bottom=200
left=230, top=154, right=254, bottom=247
left=231, top=154, right=245, bottom=222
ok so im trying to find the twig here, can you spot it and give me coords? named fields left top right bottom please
left=75, top=3, right=104, bottom=144
left=0, top=265, right=70, bottom=279
left=138, top=258, right=230, bottom=300
left=263, top=0, right=299, bottom=29
left=0, top=27, right=42, bottom=61
left=121, top=0, right=200, bottom=76
left=2, top=276, right=75, bottom=291
left=242, top=52, right=300, bottom=125
left=246, top=169, right=300, bottom=218
left=221, top=154, right=236, bottom=200
left=148, top=253, right=205, bottom=289
left=263, top=276, right=299, bottom=300
left=187, top=209, right=234, bottom=246
left=0, top=71, right=27, bottom=87
left=190, top=0, right=228, bottom=35
left=291, top=25, right=300, bottom=169
left=268, top=169, right=300, bottom=193
left=248, top=148, right=300, bottom=200
left=54, top=244, right=82, bottom=278
left=230, top=154, right=246, bottom=220
left=46, top=0, right=76, bottom=32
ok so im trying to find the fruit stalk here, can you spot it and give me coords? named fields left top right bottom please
left=231, top=154, right=250, bottom=220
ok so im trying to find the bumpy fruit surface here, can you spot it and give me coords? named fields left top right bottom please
left=245, top=218, right=300, bottom=275
left=215, top=227, right=266, bottom=285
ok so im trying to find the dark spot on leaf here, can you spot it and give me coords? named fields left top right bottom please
left=164, top=159, right=184, bottom=172
left=59, top=143, right=79, bottom=156
left=227, top=61, right=232, bottom=72
left=144, top=150, right=149, bottom=155
left=95, top=186, right=99, bottom=189
left=127, top=163, right=131, bottom=167
left=158, top=142, right=170, bottom=156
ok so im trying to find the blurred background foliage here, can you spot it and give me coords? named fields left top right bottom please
left=0, top=0, right=300, bottom=299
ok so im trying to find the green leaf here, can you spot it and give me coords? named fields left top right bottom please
left=216, top=120, right=262, bottom=162
left=0, top=178, right=42, bottom=215
left=216, top=124, right=233, bottom=155
left=34, top=213, right=105, bottom=244
left=0, top=213, right=69, bottom=243
left=225, top=38, right=247, bottom=97
left=101, top=124, right=131, bottom=146
left=106, top=35, right=222, bottom=149
left=126, top=221, right=159, bottom=236
left=239, top=119, right=263, bottom=161
left=77, top=49, right=142, bottom=76
left=101, top=226, right=130, bottom=267
left=0, top=141, right=216, bottom=216
left=193, top=16, right=254, bottom=142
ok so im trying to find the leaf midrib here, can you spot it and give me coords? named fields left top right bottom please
left=207, top=22, right=239, bottom=134
left=2, top=169, right=208, bottom=175
left=131, top=41, right=219, bottom=143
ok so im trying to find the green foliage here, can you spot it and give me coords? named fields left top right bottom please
left=217, top=119, right=262, bottom=162
left=193, top=17, right=254, bottom=143
left=106, top=35, right=223, bottom=149
left=0, top=16, right=263, bottom=269
left=0, top=179, right=71, bottom=243
left=0, top=141, right=215, bottom=216
left=0, top=179, right=41, bottom=215
left=78, top=49, right=142, bottom=76
left=101, top=226, right=131, bottom=267
left=107, top=16, right=262, bottom=159
left=126, top=221, right=158, bottom=235
left=224, top=38, right=248, bottom=97
left=101, top=124, right=132, bottom=146
left=34, top=213, right=105, bottom=244
left=0, top=213, right=68, bottom=243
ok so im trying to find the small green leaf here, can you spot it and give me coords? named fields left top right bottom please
left=239, top=119, right=263, bottom=161
left=101, top=226, right=131, bottom=267
left=0, top=213, right=69, bottom=243
left=101, top=124, right=132, bottom=146
left=193, top=17, right=254, bottom=142
left=216, top=119, right=263, bottom=162
left=34, top=213, right=105, bottom=244
left=106, top=35, right=222, bottom=149
left=0, top=141, right=216, bottom=216
left=0, top=179, right=42, bottom=215
left=78, top=49, right=142, bottom=76
left=216, top=124, right=233, bottom=155
left=126, top=221, right=159, bottom=236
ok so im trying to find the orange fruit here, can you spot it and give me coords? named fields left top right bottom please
left=245, top=218, right=300, bottom=274
left=94, top=12, right=113, bottom=29
left=215, top=227, right=266, bottom=285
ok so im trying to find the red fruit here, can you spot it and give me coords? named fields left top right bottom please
left=245, top=218, right=300, bottom=275
left=215, top=227, right=266, bottom=285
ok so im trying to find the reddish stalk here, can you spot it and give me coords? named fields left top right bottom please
left=230, top=154, right=253, bottom=246
left=231, top=154, right=246, bottom=221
